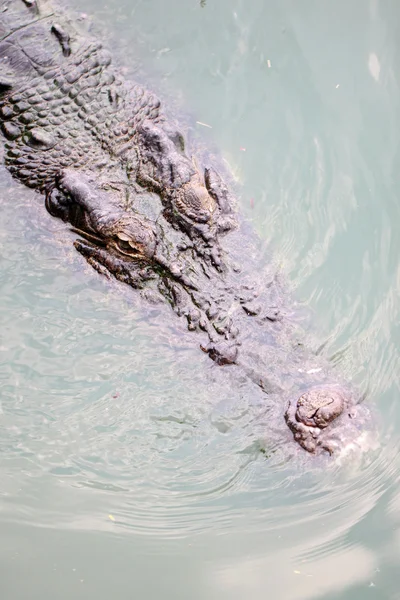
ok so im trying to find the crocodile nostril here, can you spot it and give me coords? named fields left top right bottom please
left=295, top=388, right=345, bottom=428
left=285, top=386, right=350, bottom=454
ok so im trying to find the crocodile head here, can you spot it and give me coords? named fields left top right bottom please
left=45, top=169, right=374, bottom=458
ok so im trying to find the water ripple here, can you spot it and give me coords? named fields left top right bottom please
left=1, top=1, right=400, bottom=594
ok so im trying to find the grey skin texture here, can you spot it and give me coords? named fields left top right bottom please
left=0, top=0, right=370, bottom=454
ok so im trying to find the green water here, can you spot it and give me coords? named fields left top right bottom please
left=1, top=0, right=400, bottom=598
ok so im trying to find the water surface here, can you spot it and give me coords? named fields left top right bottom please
left=1, top=0, right=400, bottom=598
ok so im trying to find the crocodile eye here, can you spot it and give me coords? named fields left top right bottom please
left=115, top=234, right=142, bottom=257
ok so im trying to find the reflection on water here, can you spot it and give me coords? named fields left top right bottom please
left=1, top=0, right=400, bottom=598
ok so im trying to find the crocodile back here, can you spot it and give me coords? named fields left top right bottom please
left=0, top=1, right=59, bottom=74
left=0, top=0, right=163, bottom=193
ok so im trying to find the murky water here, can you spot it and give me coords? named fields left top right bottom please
left=1, top=0, right=400, bottom=598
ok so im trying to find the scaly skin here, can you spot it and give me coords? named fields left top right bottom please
left=0, top=0, right=370, bottom=454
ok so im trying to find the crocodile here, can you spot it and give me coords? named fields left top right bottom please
left=0, top=0, right=371, bottom=455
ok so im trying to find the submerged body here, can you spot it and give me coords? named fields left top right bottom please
left=0, top=0, right=371, bottom=454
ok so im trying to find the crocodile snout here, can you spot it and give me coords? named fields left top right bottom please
left=285, top=386, right=353, bottom=454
